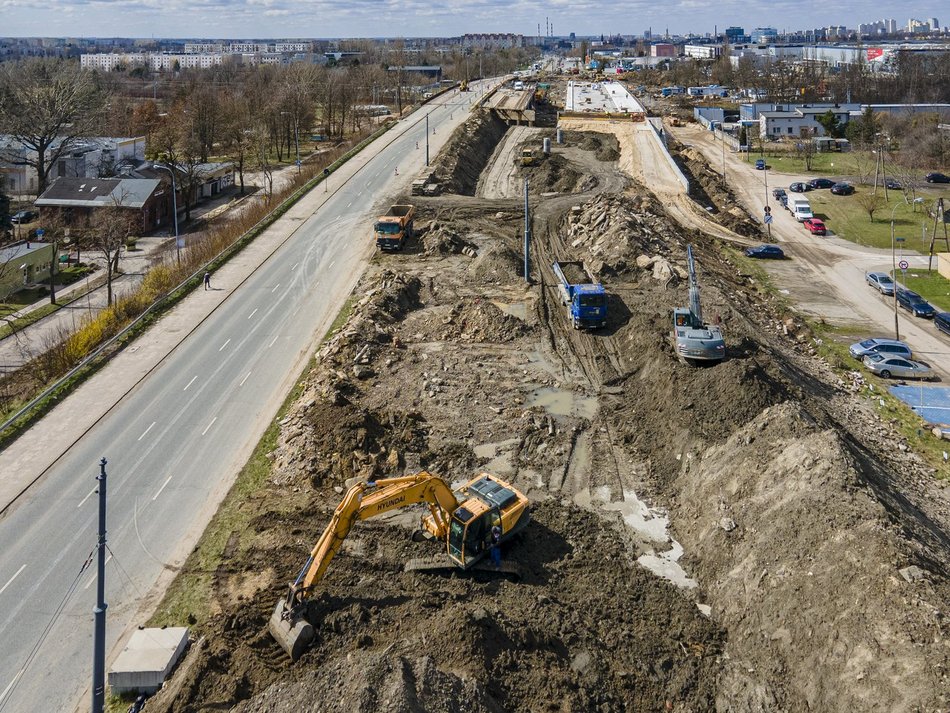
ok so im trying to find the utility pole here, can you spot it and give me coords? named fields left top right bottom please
left=523, top=179, right=531, bottom=284
left=91, top=458, right=108, bottom=713
left=426, top=113, right=430, bottom=166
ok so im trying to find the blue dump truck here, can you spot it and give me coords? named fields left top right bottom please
left=552, top=260, right=608, bottom=329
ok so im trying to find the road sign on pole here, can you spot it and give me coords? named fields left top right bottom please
left=898, top=260, right=909, bottom=270
left=764, top=214, right=773, bottom=224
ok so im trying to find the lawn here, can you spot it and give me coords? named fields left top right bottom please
left=895, top=268, right=950, bottom=313
left=758, top=150, right=863, bottom=176
left=806, top=189, right=950, bottom=250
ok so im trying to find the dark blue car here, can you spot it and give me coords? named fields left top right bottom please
left=745, top=244, right=785, bottom=259
left=896, top=289, right=935, bottom=318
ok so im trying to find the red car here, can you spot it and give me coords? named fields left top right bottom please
left=803, top=218, right=826, bottom=236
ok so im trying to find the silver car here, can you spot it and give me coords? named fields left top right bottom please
left=866, top=272, right=895, bottom=295
left=849, top=338, right=912, bottom=360
left=863, top=354, right=933, bottom=380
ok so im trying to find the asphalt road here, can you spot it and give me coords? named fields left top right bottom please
left=0, top=80, right=498, bottom=711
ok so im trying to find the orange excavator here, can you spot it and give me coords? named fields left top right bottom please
left=269, top=470, right=530, bottom=659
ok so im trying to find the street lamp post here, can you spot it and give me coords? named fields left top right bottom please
left=153, top=163, right=180, bottom=264
left=890, top=202, right=902, bottom=341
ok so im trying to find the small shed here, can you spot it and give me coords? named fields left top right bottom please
left=0, top=241, right=54, bottom=300
left=108, top=627, right=189, bottom=695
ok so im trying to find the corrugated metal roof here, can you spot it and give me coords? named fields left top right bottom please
left=35, top=177, right=160, bottom=209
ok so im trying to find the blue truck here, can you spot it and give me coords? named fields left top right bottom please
left=552, top=260, right=608, bottom=329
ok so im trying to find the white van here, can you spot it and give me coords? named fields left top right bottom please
left=789, top=197, right=813, bottom=222
left=514, top=81, right=525, bottom=91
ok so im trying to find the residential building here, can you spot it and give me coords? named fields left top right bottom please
left=275, top=42, right=312, bottom=53
left=684, top=44, right=721, bottom=59
left=460, top=34, right=525, bottom=49
left=35, top=177, right=171, bottom=233
left=184, top=43, right=224, bottom=54
left=0, top=135, right=147, bottom=196
left=0, top=241, right=55, bottom=299
left=908, top=18, right=929, bottom=33
left=229, top=43, right=270, bottom=53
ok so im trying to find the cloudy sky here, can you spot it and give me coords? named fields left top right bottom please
left=0, top=0, right=942, bottom=38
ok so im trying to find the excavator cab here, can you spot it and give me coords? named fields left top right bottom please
left=447, top=475, right=526, bottom=568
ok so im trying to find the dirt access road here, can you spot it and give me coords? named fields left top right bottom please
left=146, top=110, right=948, bottom=713
left=671, top=123, right=950, bottom=378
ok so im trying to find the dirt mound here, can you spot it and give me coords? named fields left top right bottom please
left=520, top=153, right=585, bottom=195
left=432, top=112, right=507, bottom=195
left=674, top=402, right=950, bottom=712
left=438, top=299, right=531, bottom=343
left=421, top=221, right=479, bottom=256
left=467, top=242, right=523, bottom=284
left=564, top=192, right=686, bottom=276
left=562, top=130, right=620, bottom=161
left=233, top=654, right=503, bottom=713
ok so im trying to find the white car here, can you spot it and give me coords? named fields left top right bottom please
left=863, top=354, right=933, bottom=380
left=866, top=272, right=895, bottom=295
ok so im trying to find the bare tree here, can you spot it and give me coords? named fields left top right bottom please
left=856, top=191, right=885, bottom=222
left=791, top=135, right=817, bottom=171
left=220, top=92, right=253, bottom=195
left=0, top=58, right=107, bottom=195
left=89, top=196, right=135, bottom=306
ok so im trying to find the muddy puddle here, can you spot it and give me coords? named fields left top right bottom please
left=526, top=386, right=598, bottom=419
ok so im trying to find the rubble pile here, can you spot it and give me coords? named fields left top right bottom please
left=564, top=192, right=684, bottom=276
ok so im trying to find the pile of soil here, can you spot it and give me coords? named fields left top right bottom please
left=467, top=243, right=524, bottom=284
left=519, top=153, right=587, bottom=195
left=437, top=299, right=530, bottom=343
left=432, top=112, right=507, bottom=195
left=562, top=130, right=621, bottom=162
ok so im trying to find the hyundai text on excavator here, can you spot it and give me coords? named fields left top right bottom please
left=269, top=470, right=530, bottom=660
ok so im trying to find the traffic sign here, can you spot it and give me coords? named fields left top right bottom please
left=898, top=260, right=909, bottom=270
left=35, top=228, right=45, bottom=238
left=764, top=214, right=773, bottom=224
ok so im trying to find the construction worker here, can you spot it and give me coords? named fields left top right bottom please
left=490, top=526, right=502, bottom=569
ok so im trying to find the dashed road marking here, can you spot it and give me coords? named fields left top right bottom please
left=137, top=421, right=156, bottom=441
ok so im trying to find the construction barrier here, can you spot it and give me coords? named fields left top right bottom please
left=557, top=110, right=645, bottom=122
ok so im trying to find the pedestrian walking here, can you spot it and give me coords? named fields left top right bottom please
left=203, top=271, right=211, bottom=290
left=489, top=525, right=502, bottom=569
left=394, top=167, right=399, bottom=176
left=415, top=141, right=419, bottom=149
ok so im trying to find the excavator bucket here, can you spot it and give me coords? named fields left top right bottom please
left=268, top=599, right=314, bottom=661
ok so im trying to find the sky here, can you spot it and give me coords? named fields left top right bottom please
left=0, top=0, right=943, bottom=39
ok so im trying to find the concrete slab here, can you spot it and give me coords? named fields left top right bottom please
left=108, top=627, right=189, bottom=694
left=889, top=384, right=950, bottom=426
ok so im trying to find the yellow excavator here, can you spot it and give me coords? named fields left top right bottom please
left=269, top=470, right=530, bottom=660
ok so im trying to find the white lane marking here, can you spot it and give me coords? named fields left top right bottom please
left=83, top=554, right=112, bottom=590
left=271, top=283, right=281, bottom=293
left=152, top=475, right=173, bottom=501
left=347, top=201, right=353, bottom=208
left=268, top=335, right=279, bottom=348
left=137, top=421, right=156, bottom=441
left=219, top=338, right=231, bottom=352
left=291, top=262, right=299, bottom=271
left=201, top=417, right=217, bottom=436
left=183, top=375, right=197, bottom=391
left=328, top=260, right=336, bottom=269
left=78, top=486, right=97, bottom=508
left=247, top=308, right=258, bottom=320
left=0, top=565, right=26, bottom=596
left=356, top=191, right=362, bottom=197
left=240, top=371, right=252, bottom=386
left=0, top=668, right=24, bottom=705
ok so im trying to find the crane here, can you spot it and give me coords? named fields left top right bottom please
left=269, top=470, right=530, bottom=660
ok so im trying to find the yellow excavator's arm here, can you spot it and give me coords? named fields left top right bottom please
left=287, top=471, right=459, bottom=605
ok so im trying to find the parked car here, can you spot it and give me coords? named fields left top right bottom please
left=744, top=244, right=785, bottom=259
left=10, top=210, right=38, bottom=224
left=807, top=178, right=836, bottom=190
left=788, top=182, right=811, bottom=193
left=865, top=271, right=895, bottom=295
left=772, top=188, right=787, bottom=201
left=830, top=182, right=855, bottom=195
left=925, top=172, right=950, bottom=184
left=863, top=353, right=933, bottom=380
left=849, top=338, right=912, bottom=360
left=896, top=289, right=936, bottom=318
left=935, top=312, right=950, bottom=336
left=803, top=218, right=826, bottom=235
left=884, top=178, right=902, bottom=190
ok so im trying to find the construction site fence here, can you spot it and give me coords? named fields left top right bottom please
left=557, top=111, right=646, bottom=122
